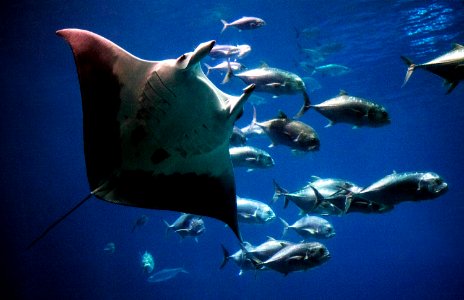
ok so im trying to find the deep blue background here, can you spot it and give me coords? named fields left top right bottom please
left=1, top=1, right=464, bottom=299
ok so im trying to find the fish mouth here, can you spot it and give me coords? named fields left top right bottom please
left=433, top=182, right=448, bottom=194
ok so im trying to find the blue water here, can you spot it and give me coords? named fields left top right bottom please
left=2, top=1, right=464, bottom=299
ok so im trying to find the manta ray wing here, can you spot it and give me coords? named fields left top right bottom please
left=55, top=29, right=255, bottom=241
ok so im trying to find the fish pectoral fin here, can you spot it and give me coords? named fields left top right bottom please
left=303, top=228, right=317, bottom=234
left=266, top=82, right=283, bottom=88
left=286, top=255, right=304, bottom=262
left=245, top=157, right=257, bottom=162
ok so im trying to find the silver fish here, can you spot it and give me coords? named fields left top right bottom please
left=103, top=242, right=115, bottom=254
left=352, top=171, right=448, bottom=206
left=251, top=242, right=330, bottom=275
left=280, top=215, right=335, bottom=240
left=252, top=108, right=320, bottom=153
left=147, top=267, right=188, bottom=283
left=221, top=16, right=266, bottom=33
left=309, top=63, right=351, bottom=77
left=141, top=251, right=155, bottom=274
left=311, top=90, right=390, bottom=128
left=236, top=196, right=276, bottom=224
left=225, top=63, right=311, bottom=118
left=208, top=44, right=251, bottom=60
left=229, top=146, right=275, bottom=171
left=401, top=43, right=464, bottom=94
left=164, top=213, right=205, bottom=240
left=131, top=214, right=149, bottom=232
left=205, top=61, right=246, bottom=76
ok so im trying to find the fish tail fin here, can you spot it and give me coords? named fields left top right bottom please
left=219, top=244, right=230, bottom=269
left=400, top=56, right=415, bottom=87
left=294, top=90, right=311, bottom=119
left=444, top=80, right=458, bottom=94
left=204, top=63, right=212, bottom=76
left=222, top=58, right=234, bottom=84
left=220, top=20, right=229, bottom=34
left=272, top=179, right=288, bottom=204
left=26, top=193, right=94, bottom=250
left=279, top=217, right=289, bottom=237
left=163, top=220, right=172, bottom=236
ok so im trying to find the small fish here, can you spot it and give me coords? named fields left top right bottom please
left=236, top=196, right=276, bottom=224
left=224, top=63, right=311, bottom=118
left=147, top=267, right=188, bottom=283
left=229, top=146, right=275, bottom=171
left=141, top=251, right=155, bottom=274
left=205, top=61, right=246, bottom=76
left=251, top=107, right=320, bottom=153
left=280, top=215, right=335, bottom=240
left=311, top=90, right=390, bottom=128
left=307, top=64, right=351, bottom=77
left=103, top=242, right=115, bottom=254
left=221, top=16, right=266, bottom=33
left=401, top=43, right=464, bottom=94
left=132, top=214, right=149, bottom=232
left=208, top=44, right=251, bottom=60
left=351, top=171, right=448, bottom=206
left=164, top=213, right=206, bottom=240
left=249, top=242, right=330, bottom=275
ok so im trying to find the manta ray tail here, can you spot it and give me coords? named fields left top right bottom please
left=26, top=193, right=93, bottom=250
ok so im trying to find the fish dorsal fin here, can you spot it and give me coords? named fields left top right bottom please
left=339, top=89, right=348, bottom=96
left=258, top=61, right=269, bottom=68
left=276, top=110, right=288, bottom=119
left=452, top=43, right=464, bottom=50
left=266, top=236, right=276, bottom=241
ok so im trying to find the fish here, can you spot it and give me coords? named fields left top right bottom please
left=351, top=171, right=448, bottom=206
left=26, top=29, right=257, bottom=249
left=249, top=242, right=331, bottom=275
left=208, top=44, right=251, bottom=60
left=311, top=90, right=390, bottom=128
left=205, top=61, right=246, bottom=76
left=401, top=43, right=464, bottom=94
left=273, top=176, right=360, bottom=215
left=229, top=126, right=247, bottom=146
left=229, top=145, right=275, bottom=171
left=236, top=196, right=276, bottom=224
left=251, top=107, right=320, bottom=153
left=243, top=237, right=293, bottom=261
left=141, top=251, right=155, bottom=274
left=306, top=63, right=351, bottom=77
left=131, top=214, right=149, bottom=232
left=147, top=267, right=188, bottom=283
left=103, top=242, right=115, bottom=254
left=221, top=16, right=266, bottom=33
left=280, top=215, right=336, bottom=240
left=164, top=213, right=206, bottom=241
left=224, top=62, right=311, bottom=118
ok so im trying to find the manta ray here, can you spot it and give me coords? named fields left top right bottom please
left=28, top=29, right=255, bottom=248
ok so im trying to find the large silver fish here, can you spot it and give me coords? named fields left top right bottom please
left=224, top=63, right=311, bottom=118
left=352, top=171, right=448, bottom=206
left=280, top=215, right=335, bottom=240
left=311, top=90, right=390, bottom=128
left=229, top=145, right=275, bottom=171
left=401, top=43, right=464, bottom=94
left=220, top=16, right=266, bottom=33
left=250, top=242, right=331, bottom=275
left=27, top=29, right=257, bottom=248
left=252, top=108, right=320, bottom=153
left=236, top=196, right=276, bottom=224
left=164, top=213, right=205, bottom=240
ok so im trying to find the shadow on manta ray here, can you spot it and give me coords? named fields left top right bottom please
left=27, top=29, right=256, bottom=249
